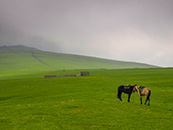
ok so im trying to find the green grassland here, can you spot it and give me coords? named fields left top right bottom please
left=0, top=49, right=172, bottom=129
left=0, top=68, right=172, bottom=129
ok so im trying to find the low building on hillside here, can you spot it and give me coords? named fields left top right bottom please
left=62, top=75, right=79, bottom=77
left=44, top=75, right=57, bottom=78
left=44, top=72, right=90, bottom=78
left=80, top=72, right=90, bottom=76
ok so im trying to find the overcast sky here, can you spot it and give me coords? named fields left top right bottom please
left=0, top=0, right=173, bottom=67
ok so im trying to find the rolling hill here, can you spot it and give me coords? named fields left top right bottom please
left=0, top=45, right=158, bottom=78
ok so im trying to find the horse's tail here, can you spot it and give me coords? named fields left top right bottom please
left=117, top=86, right=122, bottom=97
left=117, top=86, right=123, bottom=101
left=147, top=90, right=151, bottom=100
left=117, top=87, right=120, bottom=97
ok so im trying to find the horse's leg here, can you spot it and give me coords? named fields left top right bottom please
left=147, top=90, right=151, bottom=106
left=144, top=95, right=147, bottom=105
left=128, top=93, right=131, bottom=102
left=148, top=98, right=150, bottom=106
left=140, top=97, right=142, bottom=104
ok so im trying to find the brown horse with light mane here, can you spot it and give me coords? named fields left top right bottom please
left=133, top=85, right=151, bottom=105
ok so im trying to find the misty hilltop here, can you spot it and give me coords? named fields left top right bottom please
left=0, top=45, right=39, bottom=51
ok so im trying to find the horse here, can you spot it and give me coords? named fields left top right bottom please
left=133, top=85, right=151, bottom=105
left=117, top=85, right=136, bottom=102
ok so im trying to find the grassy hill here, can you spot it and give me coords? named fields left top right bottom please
left=0, top=49, right=157, bottom=79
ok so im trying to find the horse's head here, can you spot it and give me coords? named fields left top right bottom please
left=133, top=85, right=138, bottom=92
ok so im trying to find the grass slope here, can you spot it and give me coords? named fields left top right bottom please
left=0, top=68, right=172, bottom=129
left=0, top=49, right=157, bottom=79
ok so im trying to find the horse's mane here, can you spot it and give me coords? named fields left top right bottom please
left=131, top=84, right=137, bottom=87
left=130, top=84, right=138, bottom=90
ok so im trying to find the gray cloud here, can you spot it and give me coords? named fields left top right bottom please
left=0, top=0, right=173, bottom=67
left=0, top=26, right=61, bottom=52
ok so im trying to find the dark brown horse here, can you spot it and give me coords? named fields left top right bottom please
left=117, top=85, right=136, bottom=102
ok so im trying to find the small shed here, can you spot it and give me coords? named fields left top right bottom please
left=63, top=75, right=78, bottom=77
left=44, top=75, right=57, bottom=78
left=80, top=72, right=90, bottom=76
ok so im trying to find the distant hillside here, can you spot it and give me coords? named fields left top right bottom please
left=0, top=45, right=39, bottom=50
left=0, top=49, right=158, bottom=78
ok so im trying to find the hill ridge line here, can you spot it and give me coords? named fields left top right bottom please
left=31, top=51, right=57, bottom=69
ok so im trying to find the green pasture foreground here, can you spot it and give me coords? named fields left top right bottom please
left=0, top=68, right=172, bottom=129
